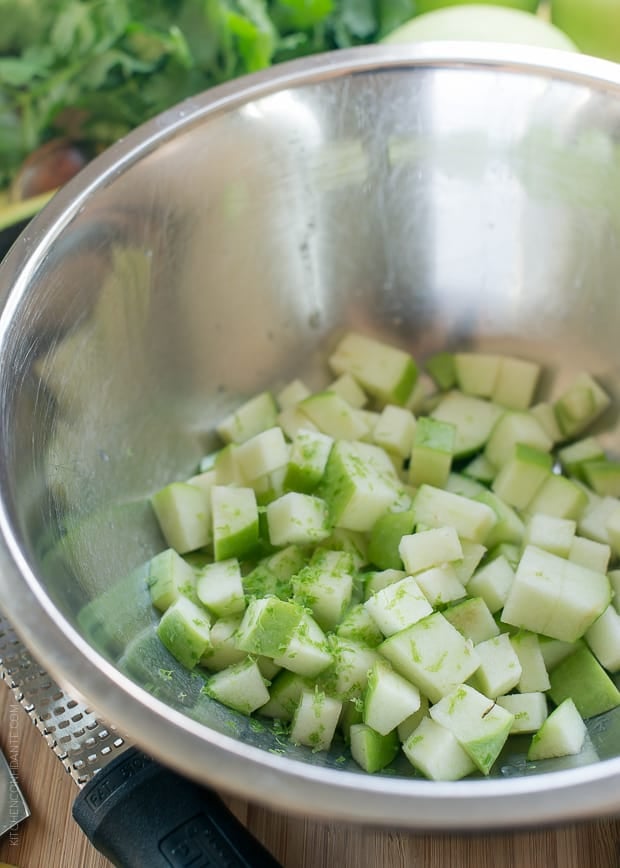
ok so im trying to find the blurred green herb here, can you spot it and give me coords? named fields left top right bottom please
left=0, top=0, right=415, bottom=189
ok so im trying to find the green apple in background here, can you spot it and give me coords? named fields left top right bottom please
left=551, top=0, right=620, bottom=62
left=382, top=4, right=579, bottom=51
left=415, top=0, right=539, bottom=13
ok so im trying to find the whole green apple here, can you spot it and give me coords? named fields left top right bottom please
left=415, top=0, right=539, bottom=13
left=551, top=0, right=620, bottom=62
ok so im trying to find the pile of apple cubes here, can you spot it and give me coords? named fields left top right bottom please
left=147, top=332, right=620, bottom=780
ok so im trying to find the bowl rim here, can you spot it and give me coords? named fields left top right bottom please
left=2, top=42, right=620, bottom=829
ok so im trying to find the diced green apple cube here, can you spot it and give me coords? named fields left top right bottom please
left=147, top=548, right=197, bottom=612
left=475, top=490, right=524, bottom=548
left=336, top=604, right=384, bottom=648
left=539, top=636, right=583, bottom=672
left=272, top=611, right=334, bottom=678
left=431, top=391, right=504, bottom=458
left=201, top=615, right=246, bottom=671
left=558, top=436, right=605, bottom=480
left=363, top=568, right=407, bottom=599
left=578, top=495, right=618, bottom=544
left=349, top=724, right=400, bottom=773
left=549, top=644, right=620, bottom=718
left=214, top=444, right=247, bottom=486
left=321, top=527, right=369, bottom=571
left=368, top=509, right=415, bottom=571
left=469, top=633, right=522, bottom=698
left=491, top=444, right=552, bottom=510
left=328, top=372, right=368, bottom=409
left=398, top=526, right=463, bottom=575
left=491, top=357, right=541, bottom=410
left=463, top=453, right=496, bottom=483
left=259, top=670, right=312, bottom=721
left=568, top=536, right=611, bottom=574
left=203, top=657, right=270, bottom=715
left=527, top=474, right=588, bottom=521
left=187, top=468, right=217, bottom=497
left=397, top=694, right=430, bottom=742
left=523, top=514, right=576, bottom=559
left=454, top=353, right=501, bottom=398
left=328, top=332, right=417, bottom=406
left=425, top=351, right=456, bottom=391
left=409, top=417, right=455, bottom=488
left=157, top=596, right=212, bottom=670
left=292, top=548, right=353, bottom=632
left=211, top=485, right=259, bottom=560
left=443, top=597, right=499, bottom=644
left=496, top=692, right=549, bottom=735
left=372, top=405, right=416, bottom=458
left=585, top=604, right=620, bottom=673
left=453, top=541, right=487, bottom=585
left=283, top=428, right=333, bottom=494
left=363, top=660, right=421, bottom=735
left=196, top=558, right=245, bottom=618
left=266, top=491, right=330, bottom=546
left=299, top=391, right=369, bottom=441
left=429, top=684, right=514, bottom=775
left=510, top=631, right=550, bottom=693
left=364, top=575, right=433, bottom=637
left=413, top=564, right=466, bottom=607
left=582, top=460, right=620, bottom=497
left=151, top=481, right=211, bottom=554
left=319, top=440, right=403, bottom=532
left=527, top=698, right=586, bottom=761
left=276, top=378, right=311, bottom=409
left=466, top=555, right=514, bottom=614
left=485, top=411, right=553, bottom=469
left=530, top=402, right=563, bottom=444
left=403, top=717, right=477, bottom=781
left=445, top=473, right=486, bottom=499
left=553, top=373, right=611, bottom=439
left=412, top=485, right=497, bottom=544
left=217, top=391, right=278, bottom=444
left=235, top=597, right=303, bottom=657
left=290, top=689, right=342, bottom=752
left=277, top=406, right=319, bottom=440
left=379, top=613, right=480, bottom=704
left=320, top=638, right=381, bottom=701
left=234, top=426, right=289, bottom=482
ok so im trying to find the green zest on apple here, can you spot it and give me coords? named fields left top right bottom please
left=145, top=331, right=620, bottom=780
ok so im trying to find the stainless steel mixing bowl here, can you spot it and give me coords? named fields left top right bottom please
left=1, top=43, right=620, bottom=831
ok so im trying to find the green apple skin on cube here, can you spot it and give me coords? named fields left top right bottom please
left=558, top=437, right=605, bottom=481
left=216, top=391, right=278, bottom=444
left=492, top=357, right=541, bottom=411
left=336, top=604, right=384, bottom=648
left=431, top=391, right=504, bottom=458
left=328, top=332, right=417, bottom=406
left=466, top=555, right=515, bottom=614
left=527, top=698, right=586, bottom=762
left=468, top=633, right=522, bottom=698
left=454, top=353, right=500, bottom=398
left=292, top=548, right=354, bottom=632
left=148, top=548, right=197, bottom=612
left=463, top=453, right=497, bottom=484
left=151, top=482, right=211, bottom=554
left=496, top=693, right=549, bottom=735
left=538, top=636, right=584, bottom=672
left=299, top=391, right=369, bottom=441
left=379, top=613, right=480, bottom=704
left=349, top=724, right=400, bottom=773
left=266, top=491, right=330, bottom=547
left=196, top=558, right=245, bottom=618
left=408, top=417, right=456, bottom=488
left=412, top=484, right=497, bottom=545
left=364, top=575, right=433, bottom=637
left=484, top=411, right=552, bottom=469
left=235, top=597, right=303, bottom=657
left=585, top=604, right=620, bottom=672
left=203, top=657, right=270, bottom=715
left=443, top=597, right=499, bottom=645
left=284, top=428, right=334, bottom=494
left=568, top=536, right=611, bottom=574
left=398, top=526, right=463, bottom=576
left=530, top=402, right=563, bottom=445
left=338, top=698, right=364, bottom=743
left=553, top=372, right=611, bottom=439
left=501, top=545, right=611, bottom=643
left=363, top=660, right=421, bottom=736
left=491, top=444, right=552, bottom=511
left=403, top=716, right=477, bottom=782
left=429, top=684, right=514, bottom=775
left=425, top=351, right=456, bottom=392
left=368, top=509, right=415, bottom=571
left=259, top=670, right=313, bottom=721
left=549, top=645, right=620, bottom=718
left=510, top=631, right=550, bottom=693
left=290, top=689, right=342, bottom=752
left=157, top=596, right=212, bottom=670
left=364, top=568, right=407, bottom=600
left=211, top=485, right=259, bottom=561
left=318, top=440, right=404, bottom=533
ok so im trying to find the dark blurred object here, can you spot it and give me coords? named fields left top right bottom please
left=10, top=139, right=88, bottom=202
left=0, top=219, right=29, bottom=262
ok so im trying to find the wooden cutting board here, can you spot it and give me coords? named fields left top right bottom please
left=1, top=686, right=620, bottom=868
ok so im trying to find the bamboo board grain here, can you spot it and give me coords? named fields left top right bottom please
left=2, top=686, right=620, bottom=868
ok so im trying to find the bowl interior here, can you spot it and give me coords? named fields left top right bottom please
left=2, top=49, right=620, bottom=790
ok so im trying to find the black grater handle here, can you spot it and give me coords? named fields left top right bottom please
left=73, top=746, right=283, bottom=868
